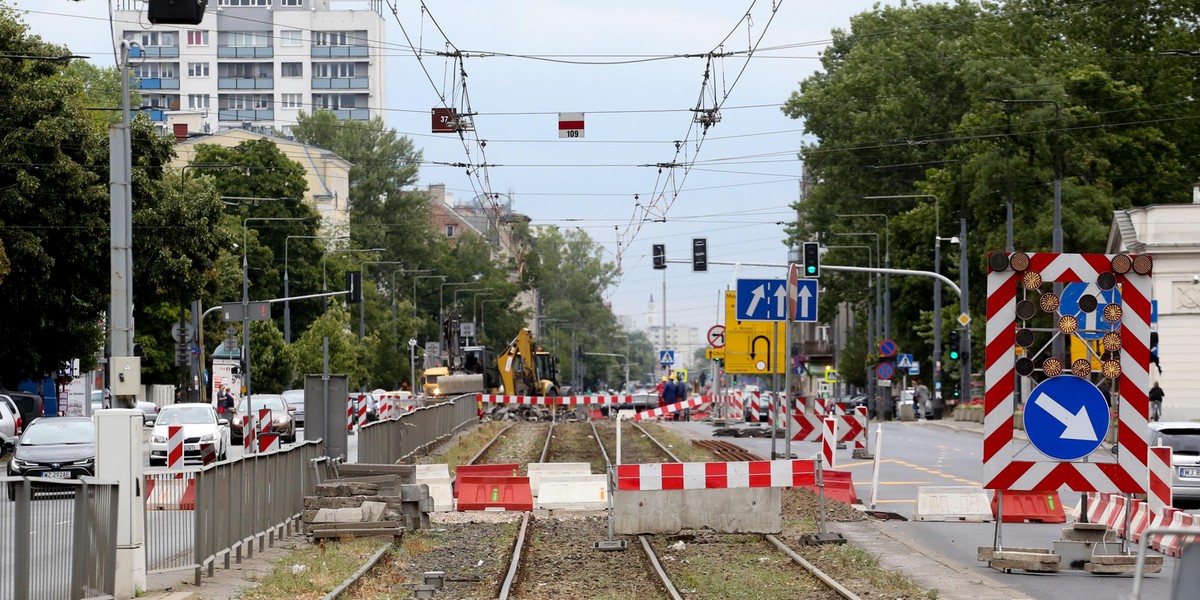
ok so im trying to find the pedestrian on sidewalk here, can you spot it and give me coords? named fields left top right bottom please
left=914, top=379, right=930, bottom=420
left=1149, top=382, right=1164, bottom=422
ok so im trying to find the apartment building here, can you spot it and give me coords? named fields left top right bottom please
left=112, top=0, right=386, bottom=135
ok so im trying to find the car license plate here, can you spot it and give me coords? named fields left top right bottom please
left=184, top=444, right=199, bottom=451
left=1179, top=467, right=1200, bottom=479
left=41, top=471, right=71, bottom=479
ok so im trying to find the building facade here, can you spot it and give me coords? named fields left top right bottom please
left=113, top=0, right=386, bottom=136
left=1107, top=197, right=1200, bottom=419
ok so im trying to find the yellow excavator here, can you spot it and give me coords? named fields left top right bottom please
left=496, top=328, right=564, bottom=398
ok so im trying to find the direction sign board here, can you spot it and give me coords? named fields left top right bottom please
left=222, top=301, right=270, bottom=322
left=1061, top=282, right=1121, bottom=340
left=1024, top=375, right=1109, bottom=461
left=706, top=325, right=726, bottom=348
left=875, top=362, right=895, bottom=380
left=908, top=361, right=920, bottom=375
left=736, top=278, right=788, bottom=321
left=878, top=339, right=897, bottom=357
left=792, top=280, right=819, bottom=322
left=659, top=350, right=675, bottom=365
left=722, top=291, right=787, bottom=375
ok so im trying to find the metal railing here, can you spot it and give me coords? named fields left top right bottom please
left=0, top=476, right=120, bottom=600
left=358, top=394, right=478, bottom=464
left=144, top=440, right=327, bottom=586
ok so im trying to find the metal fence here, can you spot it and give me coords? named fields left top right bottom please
left=358, top=394, right=479, bottom=464
left=144, top=439, right=330, bottom=585
left=0, top=476, right=120, bottom=600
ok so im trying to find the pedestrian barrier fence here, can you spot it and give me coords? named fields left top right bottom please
left=358, top=394, right=479, bottom=465
left=143, top=439, right=327, bottom=585
left=475, top=394, right=634, bottom=405
left=0, top=476, right=120, bottom=600
left=633, top=397, right=707, bottom=421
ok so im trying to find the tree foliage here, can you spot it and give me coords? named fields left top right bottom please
left=783, top=0, right=1200, bottom=387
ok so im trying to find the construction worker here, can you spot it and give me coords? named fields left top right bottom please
left=656, top=376, right=668, bottom=408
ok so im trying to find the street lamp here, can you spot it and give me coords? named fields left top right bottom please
left=358, top=261, right=412, bottom=341
left=242, top=216, right=312, bottom=401
left=284, top=234, right=348, bottom=343
left=413, top=275, right=446, bottom=318
left=321, top=248, right=384, bottom=313
left=830, top=231, right=881, bottom=414
left=836, top=213, right=889, bottom=338
left=472, top=292, right=496, bottom=323
left=480, top=298, right=506, bottom=341
left=391, top=269, right=432, bottom=320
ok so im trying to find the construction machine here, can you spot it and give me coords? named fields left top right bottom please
left=422, top=311, right=495, bottom=398
left=496, top=328, right=565, bottom=398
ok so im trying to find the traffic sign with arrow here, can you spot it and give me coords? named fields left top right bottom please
left=1024, top=375, right=1109, bottom=461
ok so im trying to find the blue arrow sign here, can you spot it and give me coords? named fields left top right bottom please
left=792, top=279, right=819, bottom=323
left=736, top=278, right=788, bottom=321
left=659, top=350, right=675, bottom=365
left=1024, top=376, right=1109, bottom=461
left=1060, top=282, right=1121, bottom=340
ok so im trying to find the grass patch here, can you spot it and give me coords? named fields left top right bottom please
left=238, top=537, right=386, bottom=600
left=416, top=421, right=507, bottom=471
left=809, top=542, right=932, bottom=599
left=637, top=422, right=720, bottom=462
left=661, top=535, right=827, bottom=599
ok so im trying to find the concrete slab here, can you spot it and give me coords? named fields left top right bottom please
left=417, top=476, right=454, bottom=512
left=535, top=474, right=608, bottom=511
left=913, top=486, right=993, bottom=522
left=613, top=487, right=781, bottom=534
left=416, top=463, right=451, bottom=480
left=528, top=462, right=592, bottom=496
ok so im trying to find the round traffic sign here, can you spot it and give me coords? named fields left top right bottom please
left=878, top=339, right=897, bottom=358
left=1025, top=375, right=1109, bottom=461
left=875, top=362, right=894, bottom=380
left=408, top=338, right=418, bottom=348
left=707, top=325, right=726, bottom=348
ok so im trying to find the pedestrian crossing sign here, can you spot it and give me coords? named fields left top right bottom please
left=897, top=353, right=913, bottom=369
left=659, top=350, right=675, bottom=365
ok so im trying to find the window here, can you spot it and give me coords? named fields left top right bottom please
left=312, top=31, right=365, bottom=47
left=127, top=31, right=176, bottom=47
left=188, top=94, right=210, bottom=109
left=279, top=30, right=302, bottom=47
left=228, top=31, right=269, bottom=47
left=222, top=94, right=272, bottom=110
left=186, top=31, right=209, bottom=46
left=446, top=224, right=456, bottom=237
left=313, top=63, right=355, bottom=78
left=280, top=63, right=302, bottom=77
left=281, top=93, right=302, bottom=109
left=187, top=62, right=209, bottom=77
left=218, top=0, right=268, bottom=5
left=281, top=0, right=301, bottom=5
left=313, top=94, right=357, bottom=110
left=132, top=64, right=177, bottom=79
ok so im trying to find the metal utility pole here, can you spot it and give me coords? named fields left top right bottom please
left=109, top=41, right=135, bottom=405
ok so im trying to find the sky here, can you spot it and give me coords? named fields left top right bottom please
left=9, top=0, right=894, bottom=347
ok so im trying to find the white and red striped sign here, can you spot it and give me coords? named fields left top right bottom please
left=617, top=459, right=816, bottom=491
left=822, top=417, right=838, bottom=469
left=790, top=406, right=866, bottom=447
left=258, top=432, right=280, bottom=453
left=1149, top=445, right=1172, bottom=511
left=347, top=395, right=356, bottom=433
left=558, top=112, right=584, bottom=138
left=476, top=394, right=632, bottom=406
left=242, top=412, right=257, bottom=454
left=985, top=252, right=1150, bottom=493
left=167, top=425, right=184, bottom=470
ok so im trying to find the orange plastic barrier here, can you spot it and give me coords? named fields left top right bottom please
left=456, top=476, right=533, bottom=511
left=790, top=468, right=859, bottom=505
left=454, top=464, right=520, bottom=498
left=989, top=490, right=1066, bottom=523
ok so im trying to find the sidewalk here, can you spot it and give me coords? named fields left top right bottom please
left=142, top=531, right=309, bottom=600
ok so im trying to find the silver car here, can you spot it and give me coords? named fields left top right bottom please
left=1147, top=422, right=1200, bottom=503
left=0, top=395, right=18, bottom=442
left=148, top=404, right=230, bottom=466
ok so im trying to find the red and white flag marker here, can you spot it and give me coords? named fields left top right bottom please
left=167, top=424, right=183, bottom=470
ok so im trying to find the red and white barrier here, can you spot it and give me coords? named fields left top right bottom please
left=258, top=432, right=280, bottom=453
left=477, top=394, right=555, bottom=406
left=1128, top=499, right=1150, bottom=543
left=822, top=418, right=838, bottom=469
left=853, top=407, right=868, bottom=452
left=242, top=412, right=257, bottom=454
left=356, top=395, right=369, bottom=429
left=1149, top=445, right=1173, bottom=512
left=346, top=395, right=355, bottom=433
left=557, top=395, right=632, bottom=406
left=167, top=424, right=183, bottom=470
left=789, top=410, right=867, bottom=449
left=747, top=392, right=761, bottom=422
left=634, top=397, right=707, bottom=421
left=617, top=459, right=812, bottom=491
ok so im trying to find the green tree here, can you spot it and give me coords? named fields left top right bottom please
left=287, top=304, right=366, bottom=389
left=247, top=319, right=292, bottom=394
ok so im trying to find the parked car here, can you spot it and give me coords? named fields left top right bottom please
left=4, top=391, right=43, bottom=431
left=148, top=404, right=229, bottom=466
left=5, top=417, right=96, bottom=501
left=0, top=396, right=19, bottom=442
left=231, top=394, right=296, bottom=445
left=281, top=389, right=305, bottom=428
left=136, top=401, right=159, bottom=426
left=1147, top=422, right=1200, bottom=505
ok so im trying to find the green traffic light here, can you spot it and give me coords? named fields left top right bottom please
left=949, top=349, right=959, bottom=360
left=805, top=266, right=816, bottom=274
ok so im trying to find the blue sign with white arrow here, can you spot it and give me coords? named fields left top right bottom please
left=736, top=278, right=788, bottom=321
left=1024, top=375, right=1109, bottom=461
left=1060, top=282, right=1121, bottom=340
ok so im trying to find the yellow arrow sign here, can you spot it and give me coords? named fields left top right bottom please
left=723, top=291, right=787, bottom=375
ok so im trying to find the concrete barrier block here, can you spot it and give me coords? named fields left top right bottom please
left=613, top=487, right=781, bottom=534
left=528, top=462, right=592, bottom=496
left=416, top=477, right=453, bottom=512
left=535, top=475, right=608, bottom=511
left=914, top=486, right=993, bottom=522
left=416, top=463, right=450, bottom=480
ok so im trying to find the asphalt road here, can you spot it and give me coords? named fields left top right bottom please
left=668, top=418, right=1177, bottom=599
